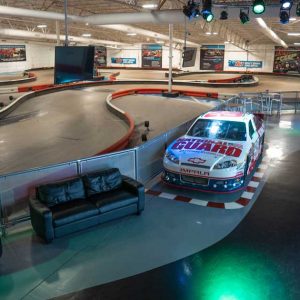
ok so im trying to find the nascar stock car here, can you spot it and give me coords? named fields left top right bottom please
left=162, top=111, right=265, bottom=192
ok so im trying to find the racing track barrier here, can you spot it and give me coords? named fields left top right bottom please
left=1, top=85, right=299, bottom=231
left=0, top=72, right=37, bottom=86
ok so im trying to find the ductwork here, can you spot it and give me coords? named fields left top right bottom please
left=0, top=29, right=127, bottom=46
left=0, top=5, right=297, bottom=25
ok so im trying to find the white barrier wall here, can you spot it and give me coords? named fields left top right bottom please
left=107, top=45, right=141, bottom=68
left=107, top=44, right=182, bottom=69
left=224, top=44, right=275, bottom=72
left=0, top=41, right=55, bottom=73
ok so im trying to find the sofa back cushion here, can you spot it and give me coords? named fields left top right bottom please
left=83, top=168, right=122, bottom=197
left=37, top=178, right=85, bottom=207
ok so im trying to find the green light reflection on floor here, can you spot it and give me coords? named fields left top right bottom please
left=194, top=245, right=289, bottom=300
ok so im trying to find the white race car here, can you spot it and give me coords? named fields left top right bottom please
left=162, top=111, right=265, bottom=192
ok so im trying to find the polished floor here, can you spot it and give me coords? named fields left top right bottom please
left=1, top=113, right=300, bottom=299
left=53, top=114, right=300, bottom=300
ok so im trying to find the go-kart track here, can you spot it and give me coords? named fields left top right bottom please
left=1, top=69, right=300, bottom=300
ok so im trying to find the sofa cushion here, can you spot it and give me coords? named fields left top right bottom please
left=88, top=189, right=138, bottom=213
left=51, top=200, right=98, bottom=227
left=83, top=168, right=122, bottom=197
left=38, top=183, right=67, bottom=207
left=37, top=178, right=85, bottom=207
left=65, top=178, right=85, bottom=202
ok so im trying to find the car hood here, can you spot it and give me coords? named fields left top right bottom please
left=167, top=136, right=249, bottom=168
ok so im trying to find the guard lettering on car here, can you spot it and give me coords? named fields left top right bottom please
left=171, top=138, right=243, bottom=158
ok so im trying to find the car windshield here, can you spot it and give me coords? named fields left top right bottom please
left=187, top=119, right=247, bottom=141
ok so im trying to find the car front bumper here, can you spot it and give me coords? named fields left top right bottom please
left=162, top=169, right=245, bottom=192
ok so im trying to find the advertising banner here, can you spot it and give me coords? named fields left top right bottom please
left=228, top=60, right=263, bottom=68
left=142, top=44, right=162, bottom=68
left=182, top=47, right=197, bottom=68
left=273, top=46, right=300, bottom=74
left=94, top=46, right=107, bottom=68
left=111, top=57, right=136, bottom=64
left=0, top=45, right=26, bottom=62
left=200, top=45, right=224, bottom=71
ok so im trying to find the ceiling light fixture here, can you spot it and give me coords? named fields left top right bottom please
left=213, top=32, right=218, bottom=35
left=142, top=3, right=158, bottom=9
left=220, top=10, right=228, bottom=20
left=281, top=0, right=293, bottom=9
left=294, top=42, right=300, bottom=45
left=126, top=33, right=137, bottom=36
left=280, top=8, right=290, bottom=23
left=288, top=32, right=300, bottom=35
left=240, top=9, right=250, bottom=24
left=183, top=0, right=197, bottom=19
left=202, top=0, right=214, bottom=22
left=253, top=0, right=265, bottom=14
left=290, top=17, right=297, bottom=20
left=37, top=24, right=47, bottom=28
left=82, top=33, right=91, bottom=37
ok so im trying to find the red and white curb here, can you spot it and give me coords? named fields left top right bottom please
left=146, top=156, right=269, bottom=210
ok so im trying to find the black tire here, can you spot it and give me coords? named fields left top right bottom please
left=260, top=134, right=265, bottom=156
left=244, top=155, right=250, bottom=182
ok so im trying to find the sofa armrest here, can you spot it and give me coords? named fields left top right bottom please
left=29, top=189, right=54, bottom=243
left=122, top=176, right=145, bottom=212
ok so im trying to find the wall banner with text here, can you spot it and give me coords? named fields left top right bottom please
left=0, top=45, right=26, bottom=62
left=142, top=44, right=162, bottom=68
left=200, top=45, right=224, bottom=71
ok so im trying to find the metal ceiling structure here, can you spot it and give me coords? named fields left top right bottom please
left=0, top=0, right=299, bottom=48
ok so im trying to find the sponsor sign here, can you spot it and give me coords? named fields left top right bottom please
left=200, top=45, right=224, bottom=71
left=171, top=138, right=243, bottom=158
left=111, top=57, right=136, bottom=64
left=228, top=60, right=263, bottom=68
left=0, top=45, right=26, bottom=62
left=273, top=46, right=300, bottom=73
left=142, top=44, right=162, bottom=68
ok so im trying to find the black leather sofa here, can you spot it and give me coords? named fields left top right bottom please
left=29, top=168, right=144, bottom=243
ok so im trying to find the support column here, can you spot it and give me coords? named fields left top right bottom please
left=162, top=24, right=179, bottom=98
left=64, top=0, right=68, bottom=46
left=55, top=21, right=60, bottom=46
left=168, top=23, right=173, bottom=93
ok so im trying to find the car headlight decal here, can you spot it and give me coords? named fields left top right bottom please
left=214, top=159, right=237, bottom=169
left=165, top=151, right=179, bottom=164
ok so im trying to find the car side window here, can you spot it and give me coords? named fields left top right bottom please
left=249, top=120, right=255, bottom=139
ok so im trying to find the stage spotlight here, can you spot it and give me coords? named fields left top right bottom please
left=281, top=0, right=293, bottom=9
left=280, top=9, right=290, bottom=23
left=203, top=11, right=214, bottom=22
left=202, top=0, right=214, bottom=22
left=296, top=2, right=300, bottom=16
left=194, top=8, right=201, bottom=18
left=240, top=10, right=250, bottom=24
left=183, top=0, right=197, bottom=18
left=253, top=0, right=265, bottom=14
left=220, top=10, right=228, bottom=20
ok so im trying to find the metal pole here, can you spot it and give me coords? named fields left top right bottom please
left=64, top=0, right=68, bottom=46
left=168, top=23, right=173, bottom=93
left=55, top=20, right=60, bottom=46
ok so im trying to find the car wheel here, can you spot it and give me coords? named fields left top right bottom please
left=244, top=155, right=250, bottom=181
left=260, top=134, right=265, bottom=155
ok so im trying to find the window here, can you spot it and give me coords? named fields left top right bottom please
left=249, top=120, right=255, bottom=138
left=187, top=119, right=247, bottom=141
